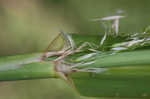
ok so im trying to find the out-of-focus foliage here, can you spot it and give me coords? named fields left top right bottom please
left=0, top=0, right=76, bottom=56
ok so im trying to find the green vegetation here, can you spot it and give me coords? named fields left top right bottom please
left=1, top=0, right=150, bottom=99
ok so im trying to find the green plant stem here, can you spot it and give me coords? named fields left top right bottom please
left=70, top=50, right=150, bottom=98
left=0, top=50, right=150, bottom=81
left=0, top=53, right=57, bottom=81
left=0, top=62, right=56, bottom=81
left=92, top=49, right=150, bottom=68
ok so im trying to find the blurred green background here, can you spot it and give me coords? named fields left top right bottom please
left=0, top=0, right=149, bottom=99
